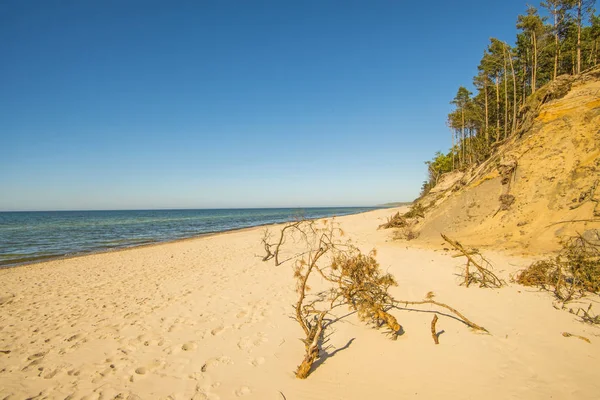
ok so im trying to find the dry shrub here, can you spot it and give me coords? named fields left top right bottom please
left=379, top=211, right=408, bottom=229
left=267, top=219, right=399, bottom=378
left=403, top=203, right=426, bottom=219
left=515, top=232, right=600, bottom=303
left=331, top=251, right=401, bottom=338
left=379, top=203, right=426, bottom=230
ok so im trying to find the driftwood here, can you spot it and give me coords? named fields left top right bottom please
left=431, top=315, right=439, bottom=344
left=441, top=234, right=504, bottom=288
left=562, top=332, right=591, bottom=343
left=296, top=311, right=326, bottom=379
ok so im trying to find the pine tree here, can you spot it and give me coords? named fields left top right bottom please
left=541, top=0, right=570, bottom=79
left=517, top=6, right=547, bottom=93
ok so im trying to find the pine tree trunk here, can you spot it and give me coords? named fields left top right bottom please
left=521, top=61, right=527, bottom=105
left=577, top=0, right=582, bottom=74
left=503, top=46, right=509, bottom=140
left=553, top=10, right=559, bottom=80
left=508, top=45, right=517, bottom=136
left=522, top=51, right=528, bottom=106
left=495, top=74, right=500, bottom=142
left=484, top=77, right=489, bottom=142
left=532, top=31, right=537, bottom=93
left=461, top=108, right=465, bottom=164
left=451, top=129, right=455, bottom=170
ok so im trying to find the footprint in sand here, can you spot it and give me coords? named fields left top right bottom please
left=201, top=356, right=233, bottom=372
left=211, top=325, right=225, bottom=336
left=131, top=359, right=164, bottom=381
left=238, top=332, right=268, bottom=352
left=234, top=386, right=251, bottom=397
left=251, top=357, right=265, bottom=367
left=193, top=380, right=222, bottom=400
left=237, top=337, right=253, bottom=351
left=27, top=351, right=47, bottom=360
left=43, top=366, right=63, bottom=379
left=182, top=342, right=198, bottom=352
left=193, top=391, right=220, bottom=400
left=65, top=333, right=83, bottom=342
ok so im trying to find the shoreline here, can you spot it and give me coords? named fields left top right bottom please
left=0, top=207, right=384, bottom=271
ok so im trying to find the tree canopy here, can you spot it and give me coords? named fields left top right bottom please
left=421, top=0, right=598, bottom=196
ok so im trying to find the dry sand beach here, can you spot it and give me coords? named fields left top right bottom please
left=1, top=207, right=599, bottom=399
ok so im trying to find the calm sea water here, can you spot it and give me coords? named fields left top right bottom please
left=0, top=207, right=377, bottom=267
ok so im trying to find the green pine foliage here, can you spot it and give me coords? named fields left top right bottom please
left=423, top=0, right=599, bottom=192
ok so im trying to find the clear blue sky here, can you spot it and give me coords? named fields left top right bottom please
left=1, top=0, right=541, bottom=210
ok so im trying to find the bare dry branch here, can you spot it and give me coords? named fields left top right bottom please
left=431, top=315, right=439, bottom=344
left=441, top=233, right=505, bottom=288
left=562, top=332, right=591, bottom=343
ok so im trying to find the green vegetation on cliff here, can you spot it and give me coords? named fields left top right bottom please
left=423, top=0, right=599, bottom=196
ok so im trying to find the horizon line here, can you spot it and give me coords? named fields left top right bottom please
left=0, top=204, right=408, bottom=213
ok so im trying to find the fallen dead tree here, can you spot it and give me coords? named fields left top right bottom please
left=262, top=219, right=487, bottom=378
left=441, top=234, right=505, bottom=288
left=379, top=203, right=426, bottom=230
left=515, top=231, right=600, bottom=303
left=378, top=211, right=408, bottom=229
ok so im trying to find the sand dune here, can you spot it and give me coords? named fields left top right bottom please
left=1, top=207, right=599, bottom=399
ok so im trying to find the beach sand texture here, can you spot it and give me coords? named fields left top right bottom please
left=1, top=207, right=599, bottom=399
